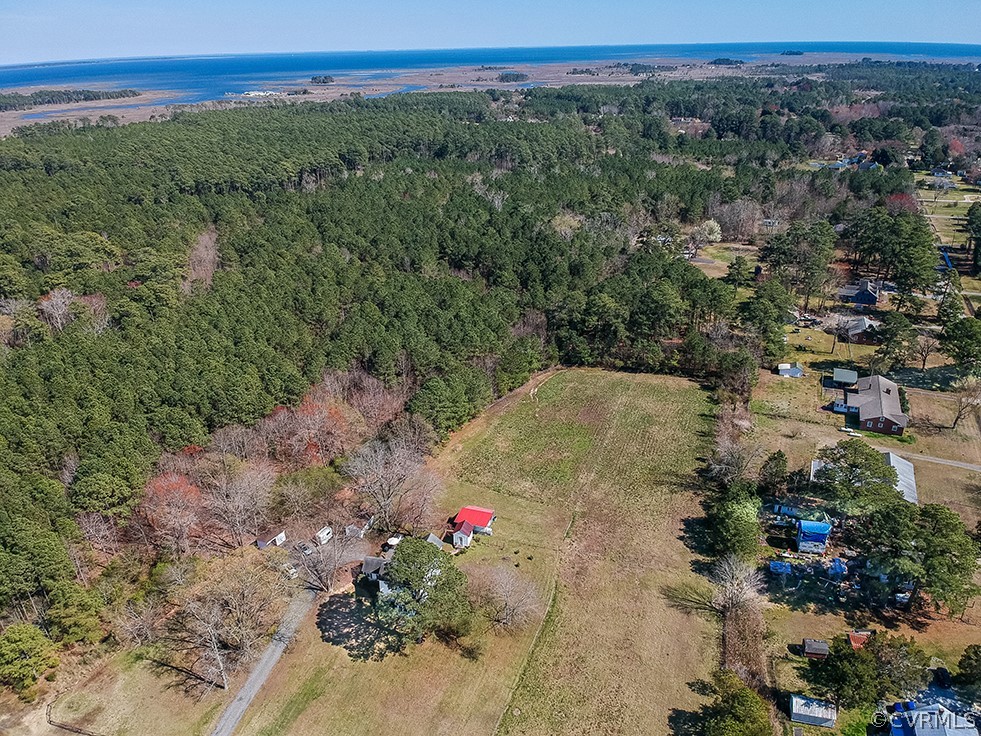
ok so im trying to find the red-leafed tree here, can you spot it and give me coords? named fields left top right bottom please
left=141, top=472, right=204, bottom=556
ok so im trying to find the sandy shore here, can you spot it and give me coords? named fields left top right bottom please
left=2, top=51, right=980, bottom=137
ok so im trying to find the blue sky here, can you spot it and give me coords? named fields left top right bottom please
left=2, top=0, right=980, bottom=65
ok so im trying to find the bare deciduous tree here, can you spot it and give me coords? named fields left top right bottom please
left=163, top=552, right=289, bottom=691
left=37, top=287, right=75, bottom=331
left=915, top=334, right=942, bottom=372
left=76, top=512, right=119, bottom=556
left=709, top=554, right=764, bottom=615
left=203, top=461, right=276, bottom=547
left=706, top=437, right=762, bottom=487
left=951, top=376, right=981, bottom=430
left=343, top=436, right=440, bottom=532
left=299, top=535, right=359, bottom=593
left=114, top=599, right=161, bottom=646
left=468, top=566, right=543, bottom=631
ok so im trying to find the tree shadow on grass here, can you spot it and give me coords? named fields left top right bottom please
left=667, top=680, right=717, bottom=735
left=315, top=592, right=405, bottom=662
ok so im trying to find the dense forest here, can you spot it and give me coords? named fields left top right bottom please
left=0, top=62, right=979, bottom=695
left=0, top=89, right=140, bottom=112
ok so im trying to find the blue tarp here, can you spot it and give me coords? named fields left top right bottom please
left=797, top=520, right=832, bottom=543
left=769, top=561, right=792, bottom=575
left=829, top=558, right=848, bottom=578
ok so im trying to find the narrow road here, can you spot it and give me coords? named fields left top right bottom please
left=209, top=587, right=318, bottom=736
left=881, top=449, right=981, bottom=473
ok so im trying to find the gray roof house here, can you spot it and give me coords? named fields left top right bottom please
left=832, top=375, right=908, bottom=435
left=844, top=316, right=882, bottom=342
left=425, top=532, right=445, bottom=550
left=790, top=694, right=837, bottom=728
left=361, top=556, right=387, bottom=581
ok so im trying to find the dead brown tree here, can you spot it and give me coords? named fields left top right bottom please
left=468, top=566, right=543, bottom=632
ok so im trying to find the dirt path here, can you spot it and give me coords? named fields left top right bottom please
left=209, top=588, right=317, bottom=736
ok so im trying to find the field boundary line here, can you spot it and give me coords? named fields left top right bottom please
left=492, top=578, right=559, bottom=736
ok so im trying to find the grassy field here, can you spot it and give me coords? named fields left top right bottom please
left=231, top=369, right=717, bottom=736
left=0, top=649, right=233, bottom=736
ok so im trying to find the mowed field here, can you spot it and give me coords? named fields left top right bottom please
left=234, top=369, right=718, bottom=736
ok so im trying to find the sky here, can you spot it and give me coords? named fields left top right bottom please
left=2, top=0, right=981, bottom=65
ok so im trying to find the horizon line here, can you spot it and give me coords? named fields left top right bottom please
left=5, top=39, right=981, bottom=71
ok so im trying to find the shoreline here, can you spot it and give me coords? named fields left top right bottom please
left=2, top=50, right=980, bottom=136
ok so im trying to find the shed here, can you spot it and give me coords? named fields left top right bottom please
left=797, top=520, right=832, bottom=554
left=790, top=694, right=837, bottom=728
left=425, top=532, right=445, bottom=550
left=455, top=506, right=496, bottom=534
left=832, top=368, right=859, bottom=387
left=803, top=638, right=831, bottom=660
left=256, top=529, right=287, bottom=549
left=452, top=520, right=474, bottom=548
left=777, top=362, right=805, bottom=378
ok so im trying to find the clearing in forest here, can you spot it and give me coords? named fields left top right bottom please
left=233, top=369, right=717, bottom=736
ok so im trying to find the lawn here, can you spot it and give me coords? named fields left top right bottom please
left=234, top=369, right=719, bottom=736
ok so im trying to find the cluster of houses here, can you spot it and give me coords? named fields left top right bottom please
left=819, top=151, right=883, bottom=173
left=789, top=632, right=974, bottom=733
left=359, top=505, right=496, bottom=595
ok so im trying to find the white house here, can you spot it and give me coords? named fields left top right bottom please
left=452, top=520, right=474, bottom=548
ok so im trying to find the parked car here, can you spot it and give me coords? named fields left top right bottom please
left=295, top=541, right=314, bottom=556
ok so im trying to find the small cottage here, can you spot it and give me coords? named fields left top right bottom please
left=452, top=520, right=475, bottom=548
left=790, top=694, right=837, bottom=728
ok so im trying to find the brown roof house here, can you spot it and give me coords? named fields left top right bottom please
left=832, top=375, right=908, bottom=435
